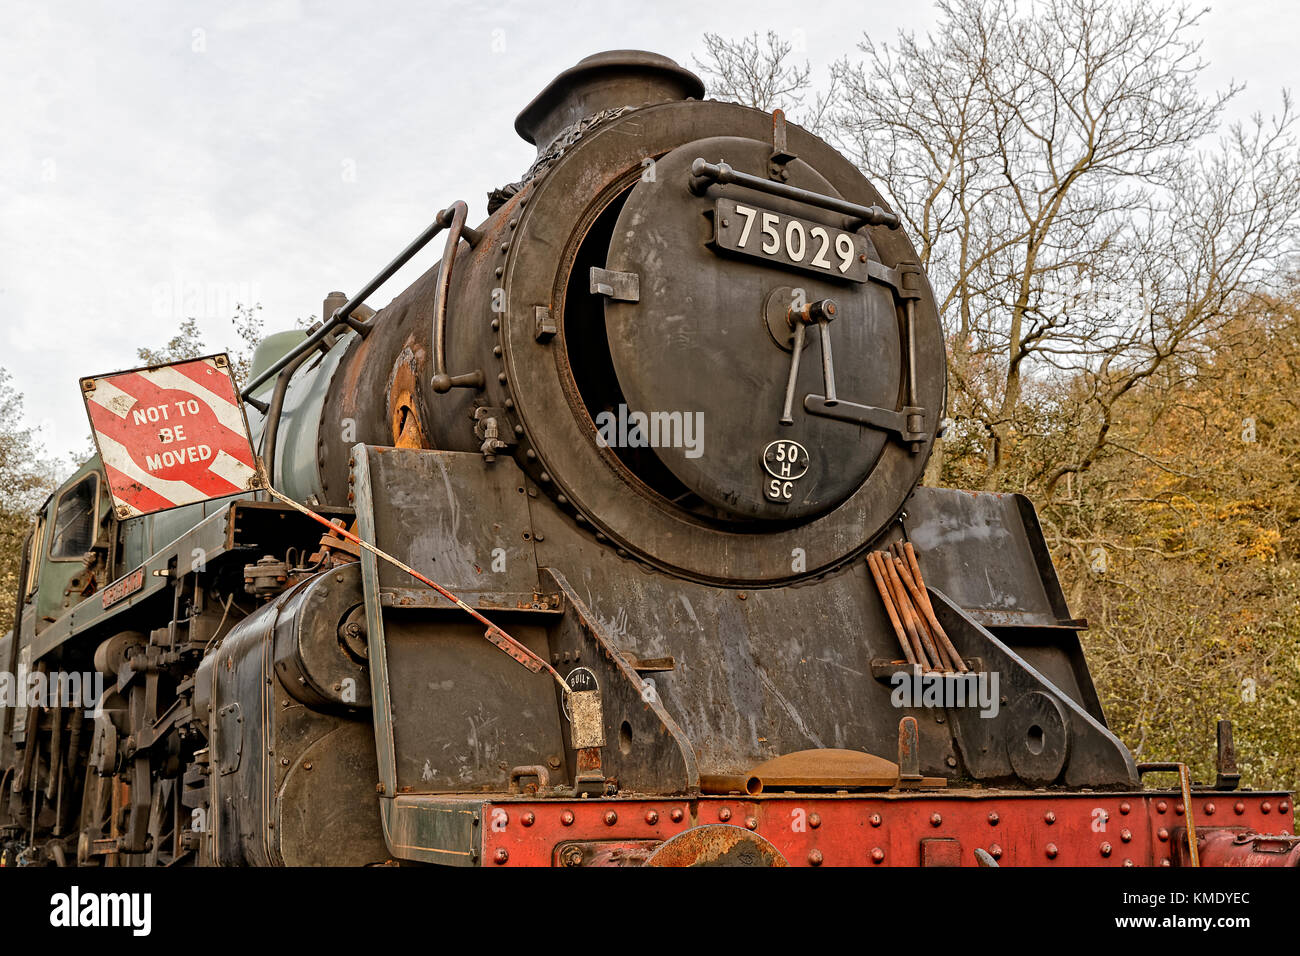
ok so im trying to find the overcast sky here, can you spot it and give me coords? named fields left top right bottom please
left=2, top=0, right=1295, bottom=462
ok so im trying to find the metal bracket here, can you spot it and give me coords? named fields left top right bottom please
left=589, top=266, right=640, bottom=302
left=534, top=305, right=557, bottom=342
left=769, top=108, right=797, bottom=180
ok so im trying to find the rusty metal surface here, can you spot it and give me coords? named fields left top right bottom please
left=646, top=825, right=788, bottom=867
left=476, top=789, right=1294, bottom=867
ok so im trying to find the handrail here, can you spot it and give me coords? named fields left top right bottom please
left=430, top=200, right=486, bottom=393
left=688, top=158, right=900, bottom=229
left=240, top=209, right=460, bottom=402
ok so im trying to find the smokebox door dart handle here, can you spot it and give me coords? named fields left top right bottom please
left=779, top=298, right=838, bottom=424
left=779, top=321, right=807, bottom=426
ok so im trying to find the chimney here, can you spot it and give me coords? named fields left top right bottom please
left=515, top=50, right=704, bottom=154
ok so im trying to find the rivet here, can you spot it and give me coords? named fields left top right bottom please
left=745, top=817, right=758, bottom=831
left=1281, top=801, right=1291, bottom=814
left=508, top=218, right=518, bottom=229
left=869, top=813, right=882, bottom=828
left=1044, top=811, right=1056, bottom=825
left=808, top=849, right=824, bottom=866
left=1120, top=829, right=1132, bottom=843
left=280, top=757, right=289, bottom=766
left=1204, top=802, right=1215, bottom=816
left=522, top=812, right=535, bottom=827
left=1119, top=801, right=1131, bottom=815
left=989, top=843, right=1002, bottom=859
left=1156, top=800, right=1168, bottom=814
left=645, top=810, right=658, bottom=825
left=1161, top=859, right=1171, bottom=867
left=493, top=345, right=502, bottom=356
left=494, top=266, right=503, bottom=278
left=498, top=372, right=507, bottom=384
left=491, top=318, right=499, bottom=330
left=1100, top=842, right=1112, bottom=857
left=670, top=808, right=684, bottom=823
left=930, top=813, right=942, bottom=827
left=987, top=811, right=999, bottom=826
left=604, top=811, right=618, bottom=826
left=499, top=242, right=510, bottom=254
left=1175, top=802, right=1185, bottom=815
left=718, top=807, right=732, bottom=822
left=870, top=848, right=885, bottom=864
left=1158, top=828, right=1170, bottom=842
left=1045, top=843, right=1058, bottom=859
left=808, top=813, right=821, bottom=829
left=1261, top=801, right=1272, bottom=814
left=561, top=811, right=574, bottom=826
left=1234, top=801, right=1246, bottom=815
left=494, top=848, right=509, bottom=865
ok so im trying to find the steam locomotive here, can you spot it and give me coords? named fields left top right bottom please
left=2, top=50, right=1294, bottom=867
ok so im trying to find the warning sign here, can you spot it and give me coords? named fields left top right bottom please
left=81, top=354, right=262, bottom=518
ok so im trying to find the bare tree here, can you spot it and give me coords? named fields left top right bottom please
left=697, top=0, right=1300, bottom=490
left=694, top=31, right=838, bottom=134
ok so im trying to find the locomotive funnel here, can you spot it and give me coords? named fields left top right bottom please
left=515, top=49, right=704, bottom=151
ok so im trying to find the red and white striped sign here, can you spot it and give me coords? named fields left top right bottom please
left=81, top=354, right=261, bottom=518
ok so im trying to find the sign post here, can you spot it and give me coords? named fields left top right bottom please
left=80, top=354, right=262, bottom=519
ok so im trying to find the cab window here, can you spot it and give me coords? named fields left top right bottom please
left=48, top=474, right=98, bottom=560
left=24, top=518, right=44, bottom=597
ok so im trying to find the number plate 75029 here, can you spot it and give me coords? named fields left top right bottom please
left=711, top=198, right=870, bottom=282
